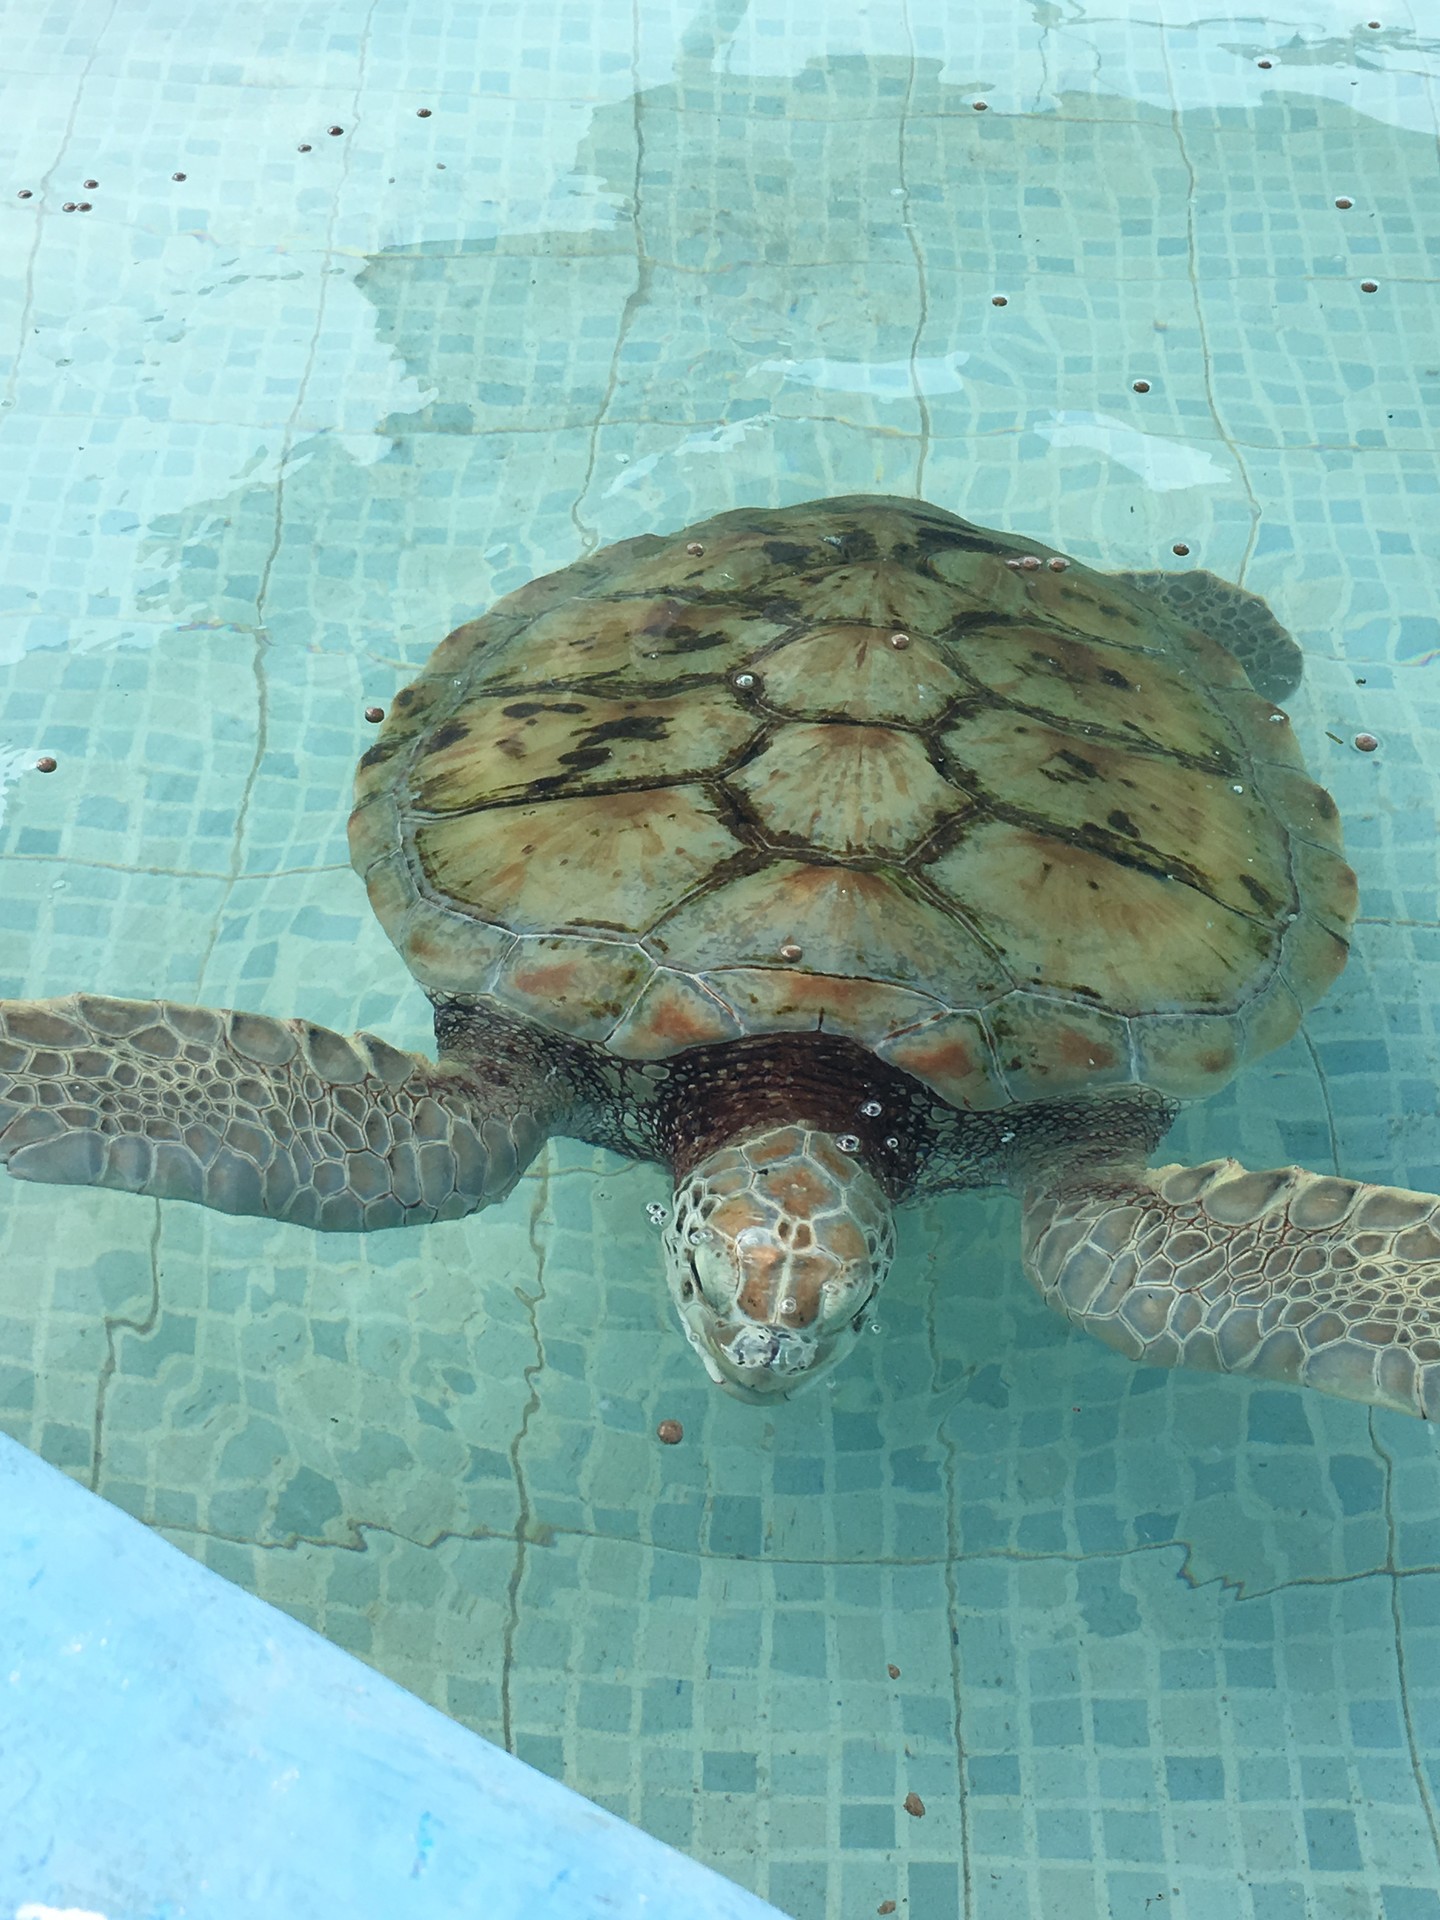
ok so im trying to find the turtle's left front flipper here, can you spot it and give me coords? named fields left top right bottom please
left=0, top=994, right=549, bottom=1231
left=1021, top=1159, right=1440, bottom=1419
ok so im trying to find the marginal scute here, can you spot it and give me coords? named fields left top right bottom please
left=1248, top=764, right=1346, bottom=854
left=606, top=970, right=745, bottom=1057
left=1130, top=1011, right=1240, bottom=1101
left=1289, top=840, right=1358, bottom=940
left=399, top=907, right=513, bottom=995
left=875, top=1010, right=1008, bottom=1113
left=1238, top=976, right=1305, bottom=1059
left=492, top=936, right=650, bottom=1040
left=1211, top=688, right=1307, bottom=770
left=985, top=993, right=1132, bottom=1104
left=1279, top=913, right=1350, bottom=1008
left=347, top=495, right=1354, bottom=1104
left=690, top=968, right=947, bottom=1054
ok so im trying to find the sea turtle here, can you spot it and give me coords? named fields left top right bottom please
left=3, top=496, right=1438, bottom=1416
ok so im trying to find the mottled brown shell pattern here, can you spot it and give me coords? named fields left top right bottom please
left=348, top=496, right=1355, bottom=1112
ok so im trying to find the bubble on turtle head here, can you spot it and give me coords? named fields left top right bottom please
left=732, top=670, right=757, bottom=690
left=884, top=1135, right=899, bottom=1149
left=686, top=1225, right=714, bottom=1247
left=836, top=1133, right=860, bottom=1153
left=645, top=1201, right=667, bottom=1228
left=859, top=1099, right=883, bottom=1118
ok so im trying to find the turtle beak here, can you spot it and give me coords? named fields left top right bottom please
left=677, top=1290, right=852, bottom=1403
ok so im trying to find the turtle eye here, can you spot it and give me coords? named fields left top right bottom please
left=851, top=1310, right=867, bottom=1334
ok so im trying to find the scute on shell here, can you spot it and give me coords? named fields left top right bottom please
left=348, top=495, right=1355, bottom=1111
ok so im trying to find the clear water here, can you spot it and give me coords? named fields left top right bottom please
left=2, top=2, right=1439, bottom=1915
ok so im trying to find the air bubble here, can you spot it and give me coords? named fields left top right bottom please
left=860, top=1099, right=883, bottom=1118
left=836, top=1134, right=860, bottom=1153
left=1231, top=784, right=1245, bottom=793
left=884, top=1136, right=899, bottom=1150
left=645, top=1202, right=667, bottom=1226
left=1000, top=1130, right=1016, bottom=1143
left=733, top=671, right=756, bottom=690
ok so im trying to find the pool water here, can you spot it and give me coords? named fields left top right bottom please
left=1, top=2, right=1439, bottom=1915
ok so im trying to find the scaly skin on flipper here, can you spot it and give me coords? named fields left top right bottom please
left=1112, top=567, right=1304, bottom=705
left=1021, top=1159, right=1440, bottom=1419
left=0, top=995, right=547, bottom=1230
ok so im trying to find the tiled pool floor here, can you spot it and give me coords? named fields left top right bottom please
left=2, top=2, right=1439, bottom=1915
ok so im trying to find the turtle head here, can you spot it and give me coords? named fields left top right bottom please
left=661, top=1125, right=896, bottom=1403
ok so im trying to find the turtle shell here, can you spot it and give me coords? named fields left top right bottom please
left=348, top=496, right=1356, bottom=1111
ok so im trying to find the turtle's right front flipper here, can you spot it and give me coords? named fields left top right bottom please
left=0, top=994, right=548, bottom=1231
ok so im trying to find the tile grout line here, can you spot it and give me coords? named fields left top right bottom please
left=191, top=3, right=380, bottom=1001
left=569, top=0, right=649, bottom=557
